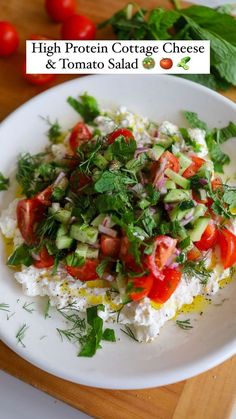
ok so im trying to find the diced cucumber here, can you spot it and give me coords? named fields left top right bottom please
left=92, top=170, right=101, bottom=182
left=177, top=153, right=192, bottom=174
left=56, top=176, right=69, bottom=190
left=165, top=180, right=176, bottom=189
left=156, top=137, right=173, bottom=148
left=70, top=223, right=98, bottom=244
left=191, top=204, right=207, bottom=224
left=189, top=217, right=210, bottom=242
left=165, top=168, right=190, bottom=189
left=147, top=145, right=165, bottom=161
left=170, top=207, right=192, bottom=222
left=91, top=214, right=106, bottom=227
left=164, top=189, right=191, bottom=203
left=57, top=224, right=68, bottom=238
left=87, top=247, right=99, bottom=259
left=54, top=209, right=71, bottom=224
left=104, top=148, right=113, bottom=161
left=75, top=243, right=88, bottom=258
left=51, top=202, right=60, bottom=211
left=93, top=154, right=108, bottom=170
left=139, top=198, right=150, bottom=209
left=199, top=189, right=207, bottom=201
left=56, top=235, right=74, bottom=250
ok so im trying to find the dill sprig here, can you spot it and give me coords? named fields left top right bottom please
left=57, top=305, right=87, bottom=345
left=22, top=302, right=35, bottom=314
left=176, top=319, right=193, bottom=330
left=36, top=212, right=59, bottom=240
left=0, top=303, right=10, bottom=312
left=44, top=298, right=51, bottom=319
left=182, top=259, right=211, bottom=285
left=16, top=323, right=29, bottom=348
left=7, top=312, right=16, bottom=320
left=120, top=325, right=139, bottom=342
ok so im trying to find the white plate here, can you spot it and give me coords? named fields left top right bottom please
left=0, top=75, right=235, bottom=389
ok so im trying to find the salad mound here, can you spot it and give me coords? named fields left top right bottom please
left=1, top=92, right=236, bottom=350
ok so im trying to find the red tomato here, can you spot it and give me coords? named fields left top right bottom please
left=34, top=247, right=54, bottom=269
left=119, top=236, right=141, bottom=272
left=128, top=274, right=154, bottom=302
left=187, top=246, right=202, bottom=261
left=145, top=235, right=177, bottom=278
left=160, top=58, right=173, bottom=70
left=211, top=176, right=223, bottom=191
left=217, top=229, right=236, bottom=269
left=70, top=170, right=91, bottom=193
left=107, top=128, right=134, bottom=145
left=45, top=0, right=77, bottom=22
left=36, top=185, right=53, bottom=206
left=69, top=122, right=92, bottom=153
left=100, top=235, right=121, bottom=258
left=182, top=156, right=205, bottom=178
left=61, top=14, right=96, bottom=40
left=22, top=60, right=56, bottom=86
left=17, top=199, right=45, bottom=245
left=0, top=21, right=19, bottom=56
left=195, top=222, right=218, bottom=251
left=65, top=259, right=99, bottom=281
left=148, top=268, right=182, bottom=303
left=160, top=151, right=179, bottom=172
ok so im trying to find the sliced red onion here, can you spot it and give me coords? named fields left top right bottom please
left=65, top=197, right=73, bottom=203
left=139, top=171, right=147, bottom=185
left=98, top=224, right=117, bottom=237
left=90, top=242, right=100, bottom=249
left=180, top=215, right=194, bottom=226
left=131, top=183, right=144, bottom=194
left=199, top=178, right=208, bottom=186
left=134, top=147, right=150, bottom=158
left=31, top=252, right=40, bottom=261
left=103, top=273, right=115, bottom=282
left=164, top=203, right=175, bottom=211
left=174, top=248, right=180, bottom=256
left=102, top=216, right=115, bottom=228
left=53, top=171, right=66, bottom=187
left=169, top=262, right=179, bottom=269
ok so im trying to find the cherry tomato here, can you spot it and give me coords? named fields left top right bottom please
left=0, top=21, right=19, bottom=56
left=187, top=246, right=202, bottom=261
left=159, top=58, right=173, bottom=70
left=65, top=259, right=99, bottom=281
left=211, top=176, right=223, bottom=191
left=22, top=60, right=56, bottom=86
left=36, top=185, right=53, bottom=206
left=100, top=235, right=121, bottom=258
left=160, top=151, right=179, bottom=172
left=195, top=222, right=218, bottom=251
left=69, top=122, right=92, bottom=153
left=17, top=198, right=45, bottom=245
left=61, top=14, right=96, bottom=40
left=34, top=247, right=54, bottom=268
left=128, top=274, right=154, bottom=302
left=107, top=128, right=134, bottom=145
left=70, top=170, right=91, bottom=193
left=217, top=229, right=236, bottom=269
left=182, top=156, right=205, bottom=178
left=148, top=268, right=182, bottom=303
left=119, top=236, right=141, bottom=273
left=145, top=235, right=177, bottom=278
left=45, top=0, right=77, bottom=22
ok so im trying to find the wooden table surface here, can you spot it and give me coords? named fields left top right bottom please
left=0, top=1, right=236, bottom=418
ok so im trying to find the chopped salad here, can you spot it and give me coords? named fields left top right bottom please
left=1, top=93, right=236, bottom=354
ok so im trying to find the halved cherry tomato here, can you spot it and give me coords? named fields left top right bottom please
left=145, top=236, right=177, bottom=278
left=159, top=151, right=179, bottom=173
left=100, top=235, right=121, bottom=258
left=65, top=259, right=99, bottom=281
left=45, top=0, right=77, bottom=22
left=182, top=156, right=205, bottom=178
left=107, top=128, right=134, bottom=145
left=0, top=21, right=19, bottom=56
left=211, top=176, right=223, bottom=191
left=148, top=268, right=182, bottom=303
left=128, top=274, right=154, bottom=302
left=34, top=246, right=54, bottom=268
left=36, top=185, right=53, bottom=206
left=22, top=60, right=56, bottom=86
left=61, top=14, right=96, bottom=40
left=187, top=246, right=202, bottom=261
left=70, top=170, right=91, bottom=193
left=119, top=236, right=141, bottom=272
left=17, top=198, right=45, bottom=245
left=69, top=122, right=92, bottom=153
left=195, top=222, right=218, bottom=251
left=217, top=229, right=236, bottom=269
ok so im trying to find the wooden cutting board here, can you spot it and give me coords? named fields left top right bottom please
left=0, top=1, right=236, bottom=418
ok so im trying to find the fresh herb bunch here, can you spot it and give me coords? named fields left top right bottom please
left=98, top=3, right=236, bottom=91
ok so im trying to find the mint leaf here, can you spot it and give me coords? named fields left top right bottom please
left=215, top=122, right=236, bottom=144
left=7, top=244, right=33, bottom=267
left=110, top=136, right=137, bottom=162
left=65, top=253, right=85, bottom=267
left=183, top=111, right=208, bottom=130
left=67, top=93, right=100, bottom=123
left=223, top=189, right=236, bottom=208
left=95, top=170, right=135, bottom=193
left=206, top=132, right=230, bottom=173
left=0, top=172, right=9, bottom=191
left=148, top=8, right=179, bottom=39
left=102, top=328, right=116, bottom=342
